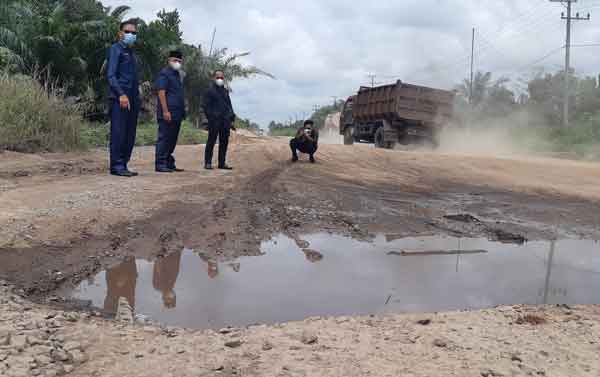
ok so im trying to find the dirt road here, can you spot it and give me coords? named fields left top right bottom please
left=1, top=136, right=600, bottom=376
left=1, top=136, right=599, bottom=293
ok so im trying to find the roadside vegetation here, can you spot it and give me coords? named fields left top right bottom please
left=454, top=70, right=600, bottom=159
left=0, top=72, right=88, bottom=152
left=0, top=0, right=269, bottom=153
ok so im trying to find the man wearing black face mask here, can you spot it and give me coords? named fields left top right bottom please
left=202, top=70, right=236, bottom=170
left=107, top=19, right=140, bottom=177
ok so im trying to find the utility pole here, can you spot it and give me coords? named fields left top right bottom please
left=550, top=0, right=590, bottom=127
left=469, top=28, right=475, bottom=105
left=367, top=74, right=376, bottom=87
left=542, top=241, right=556, bottom=305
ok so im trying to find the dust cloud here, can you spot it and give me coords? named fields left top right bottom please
left=319, top=112, right=343, bottom=145
left=436, top=126, right=525, bottom=157
left=435, top=111, right=547, bottom=158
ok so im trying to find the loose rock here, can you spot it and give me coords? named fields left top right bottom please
left=301, top=331, right=318, bottom=345
left=225, top=340, right=243, bottom=348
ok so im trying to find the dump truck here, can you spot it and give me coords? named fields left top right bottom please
left=340, top=80, right=455, bottom=148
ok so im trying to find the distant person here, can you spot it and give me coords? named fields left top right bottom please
left=202, top=70, right=236, bottom=170
left=107, top=19, right=140, bottom=177
left=290, top=120, right=319, bottom=163
left=155, top=50, right=186, bottom=173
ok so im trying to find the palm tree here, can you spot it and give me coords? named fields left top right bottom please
left=457, top=71, right=493, bottom=106
left=0, top=1, right=36, bottom=72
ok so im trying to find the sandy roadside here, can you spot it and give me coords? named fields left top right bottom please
left=1, top=281, right=599, bottom=377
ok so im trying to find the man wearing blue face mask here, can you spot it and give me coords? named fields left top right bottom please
left=107, top=19, right=140, bottom=177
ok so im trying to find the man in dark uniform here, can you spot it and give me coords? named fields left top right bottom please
left=155, top=50, right=186, bottom=173
left=202, top=70, right=236, bottom=170
left=107, top=19, right=140, bottom=177
left=152, top=250, right=182, bottom=309
left=104, top=258, right=138, bottom=314
left=290, top=120, right=319, bottom=163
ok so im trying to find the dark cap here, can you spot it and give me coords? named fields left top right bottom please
left=304, top=119, right=314, bottom=126
left=169, top=50, right=183, bottom=59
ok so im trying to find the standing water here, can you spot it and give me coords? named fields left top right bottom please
left=61, top=234, right=600, bottom=329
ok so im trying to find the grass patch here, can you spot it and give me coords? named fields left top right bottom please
left=82, top=120, right=207, bottom=148
left=0, top=72, right=87, bottom=152
left=269, top=127, right=297, bottom=137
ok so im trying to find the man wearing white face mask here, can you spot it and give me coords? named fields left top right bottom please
left=155, top=50, right=186, bottom=173
left=202, top=70, right=236, bottom=170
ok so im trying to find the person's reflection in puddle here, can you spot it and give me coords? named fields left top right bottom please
left=104, top=258, right=138, bottom=314
left=302, top=249, right=324, bottom=263
left=152, top=250, right=182, bottom=309
left=229, top=263, right=240, bottom=273
left=208, top=260, right=219, bottom=279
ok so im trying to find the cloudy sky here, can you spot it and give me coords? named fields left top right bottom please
left=104, top=0, right=600, bottom=127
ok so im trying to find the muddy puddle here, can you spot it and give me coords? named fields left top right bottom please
left=59, top=234, right=600, bottom=329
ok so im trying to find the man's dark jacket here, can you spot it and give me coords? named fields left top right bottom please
left=202, top=84, right=235, bottom=126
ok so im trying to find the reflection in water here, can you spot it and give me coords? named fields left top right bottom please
left=104, top=258, right=137, bottom=314
left=207, top=261, right=219, bottom=279
left=66, top=234, right=600, bottom=329
left=152, top=250, right=182, bottom=309
left=302, top=249, right=324, bottom=263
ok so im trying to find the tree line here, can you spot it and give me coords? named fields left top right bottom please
left=454, top=69, right=600, bottom=126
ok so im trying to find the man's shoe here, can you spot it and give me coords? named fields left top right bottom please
left=111, top=170, right=134, bottom=177
left=309, top=156, right=316, bottom=163
left=128, top=170, right=139, bottom=176
left=170, top=167, right=185, bottom=172
left=218, top=165, right=233, bottom=170
left=291, top=156, right=299, bottom=162
left=204, top=164, right=213, bottom=170
left=155, top=167, right=174, bottom=173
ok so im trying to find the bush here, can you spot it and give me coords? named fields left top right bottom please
left=507, top=112, right=600, bottom=160
left=0, top=72, right=88, bottom=152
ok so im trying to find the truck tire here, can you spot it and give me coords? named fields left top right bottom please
left=374, top=127, right=385, bottom=148
left=343, top=127, right=354, bottom=145
left=374, top=128, right=395, bottom=149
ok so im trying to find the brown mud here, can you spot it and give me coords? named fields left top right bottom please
left=1, top=139, right=599, bottom=299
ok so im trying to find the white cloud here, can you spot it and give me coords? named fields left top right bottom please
left=104, top=0, right=600, bottom=127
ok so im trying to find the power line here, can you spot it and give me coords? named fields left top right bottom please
left=570, top=43, right=600, bottom=47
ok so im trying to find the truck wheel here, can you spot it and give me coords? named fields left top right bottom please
left=374, top=128, right=385, bottom=148
left=343, top=127, right=354, bottom=145
left=374, top=128, right=395, bottom=149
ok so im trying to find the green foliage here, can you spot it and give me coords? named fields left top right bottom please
left=234, top=117, right=260, bottom=131
left=181, top=45, right=274, bottom=122
left=269, top=127, right=297, bottom=137
left=1, top=1, right=270, bottom=121
left=0, top=71, right=87, bottom=152
left=0, top=1, right=267, bottom=153
left=82, top=120, right=207, bottom=147
left=267, top=101, right=342, bottom=136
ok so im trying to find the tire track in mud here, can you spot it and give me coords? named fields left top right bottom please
left=0, top=150, right=364, bottom=297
